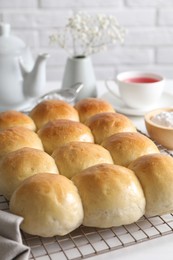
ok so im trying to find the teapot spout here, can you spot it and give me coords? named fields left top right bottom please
left=21, top=53, right=50, bottom=98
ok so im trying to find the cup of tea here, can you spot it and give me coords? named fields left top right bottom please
left=106, top=71, right=165, bottom=109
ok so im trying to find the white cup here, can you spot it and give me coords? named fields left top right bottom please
left=106, top=71, right=165, bottom=109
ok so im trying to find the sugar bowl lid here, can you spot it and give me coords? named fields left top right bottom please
left=0, top=23, right=26, bottom=54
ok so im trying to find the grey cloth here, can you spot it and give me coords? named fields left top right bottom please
left=0, top=210, right=30, bottom=260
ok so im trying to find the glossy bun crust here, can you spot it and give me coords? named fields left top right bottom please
left=38, top=119, right=94, bottom=154
left=74, top=98, right=115, bottom=123
left=10, top=173, right=84, bottom=237
left=52, top=142, right=113, bottom=178
left=0, top=147, right=58, bottom=200
left=102, top=132, right=159, bottom=166
left=72, top=163, right=145, bottom=228
left=129, top=153, right=173, bottom=217
left=0, top=110, right=36, bottom=131
left=29, top=99, right=79, bottom=129
left=86, top=112, right=137, bottom=144
left=0, top=127, right=44, bottom=159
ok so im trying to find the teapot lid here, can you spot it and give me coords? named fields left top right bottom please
left=0, top=23, right=26, bottom=54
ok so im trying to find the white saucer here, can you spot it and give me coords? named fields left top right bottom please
left=100, top=91, right=173, bottom=116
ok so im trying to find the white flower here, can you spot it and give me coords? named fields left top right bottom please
left=50, top=11, right=125, bottom=57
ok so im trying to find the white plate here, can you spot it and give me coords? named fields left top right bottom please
left=100, top=91, right=173, bottom=116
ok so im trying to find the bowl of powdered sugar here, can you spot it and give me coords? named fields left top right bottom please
left=145, top=108, right=173, bottom=150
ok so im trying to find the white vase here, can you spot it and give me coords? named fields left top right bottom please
left=61, top=56, right=97, bottom=100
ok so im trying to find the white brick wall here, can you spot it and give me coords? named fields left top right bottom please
left=1, top=0, right=173, bottom=81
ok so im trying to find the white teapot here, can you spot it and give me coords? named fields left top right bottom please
left=0, top=23, right=49, bottom=111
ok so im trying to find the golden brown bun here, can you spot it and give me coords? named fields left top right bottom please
left=10, top=173, right=84, bottom=237
left=0, top=147, right=58, bottom=200
left=129, top=153, right=173, bottom=217
left=52, top=142, right=113, bottom=178
left=0, top=110, right=36, bottom=131
left=86, top=112, right=137, bottom=144
left=29, top=99, right=79, bottom=129
left=72, top=163, right=145, bottom=228
left=74, top=98, right=115, bottom=123
left=0, top=127, right=44, bottom=159
left=102, top=132, right=159, bottom=167
left=38, top=119, right=94, bottom=154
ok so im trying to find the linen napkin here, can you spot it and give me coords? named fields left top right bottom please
left=0, top=210, right=30, bottom=260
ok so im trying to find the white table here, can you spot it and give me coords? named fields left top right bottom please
left=45, top=80, right=173, bottom=260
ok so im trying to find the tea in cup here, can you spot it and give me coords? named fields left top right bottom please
left=106, top=71, right=165, bottom=109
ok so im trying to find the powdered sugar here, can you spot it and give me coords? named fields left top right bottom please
left=151, top=111, right=173, bottom=128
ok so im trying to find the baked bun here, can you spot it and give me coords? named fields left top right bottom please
left=0, top=110, right=36, bottom=131
left=102, top=132, right=159, bottom=167
left=29, top=100, right=79, bottom=129
left=10, top=173, right=84, bottom=237
left=86, top=112, right=137, bottom=144
left=72, top=163, right=145, bottom=228
left=74, top=98, right=115, bottom=123
left=0, top=147, right=58, bottom=200
left=38, top=119, right=94, bottom=154
left=0, top=127, right=44, bottom=159
left=129, top=153, right=173, bottom=217
left=52, top=142, right=113, bottom=178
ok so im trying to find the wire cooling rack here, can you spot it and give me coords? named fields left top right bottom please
left=1, top=141, right=173, bottom=260
left=1, top=195, right=173, bottom=260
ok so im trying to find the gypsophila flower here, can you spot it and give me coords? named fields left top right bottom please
left=49, top=11, right=125, bottom=57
